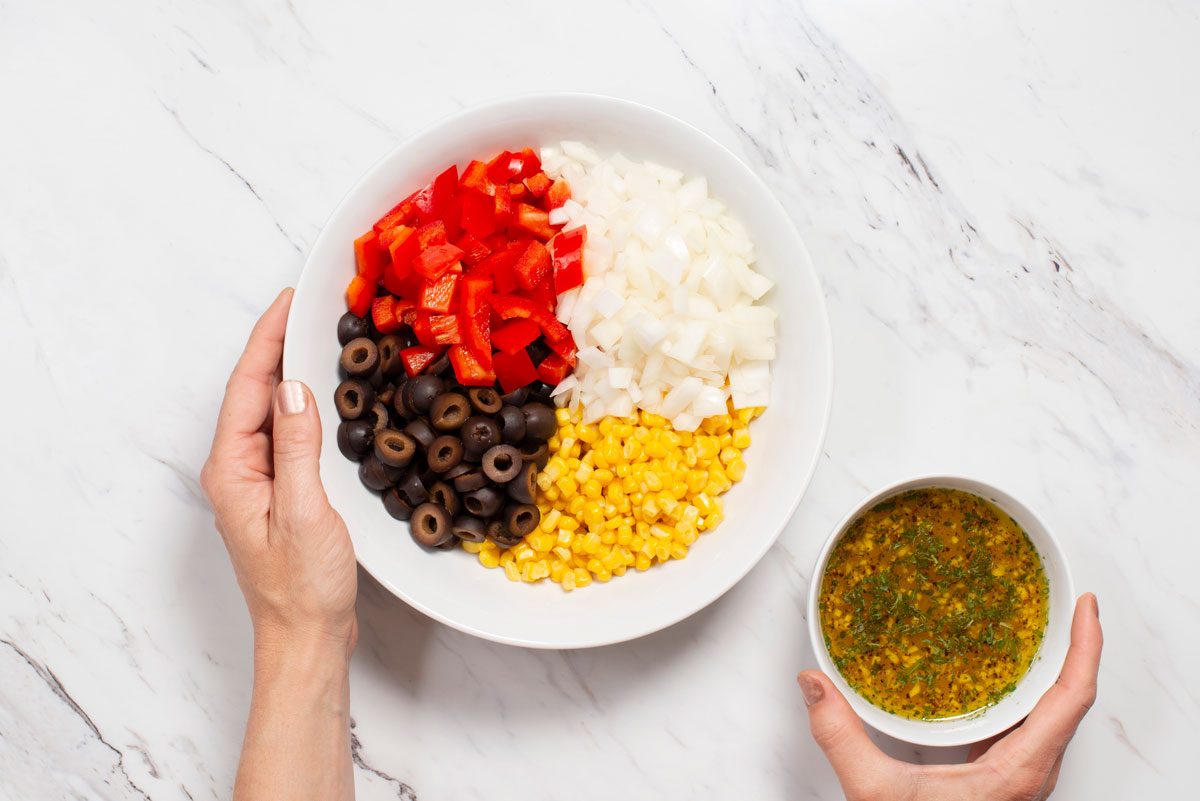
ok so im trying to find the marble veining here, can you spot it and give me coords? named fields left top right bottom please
left=2, top=0, right=1197, bottom=798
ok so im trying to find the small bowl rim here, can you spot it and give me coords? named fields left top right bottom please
left=806, top=474, right=1075, bottom=746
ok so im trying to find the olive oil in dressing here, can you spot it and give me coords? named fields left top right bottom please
left=819, top=488, right=1049, bottom=720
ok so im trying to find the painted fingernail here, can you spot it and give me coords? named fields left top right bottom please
left=278, top=380, right=307, bottom=415
left=798, top=673, right=824, bottom=706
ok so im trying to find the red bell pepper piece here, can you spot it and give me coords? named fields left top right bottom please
left=460, top=160, right=495, bottom=194
left=416, top=220, right=447, bottom=249
left=382, top=269, right=422, bottom=300
left=370, top=295, right=405, bottom=334
left=411, top=311, right=437, bottom=347
left=494, top=349, right=539, bottom=394
left=537, top=353, right=572, bottom=385
left=487, top=148, right=541, bottom=182
left=546, top=332, right=578, bottom=365
left=453, top=232, right=491, bottom=266
left=345, top=274, right=375, bottom=317
left=491, top=318, right=539, bottom=354
left=400, top=345, right=443, bottom=378
left=494, top=184, right=514, bottom=227
left=428, top=314, right=462, bottom=345
left=512, top=240, right=552, bottom=290
left=551, top=226, right=587, bottom=294
left=412, top=243, right=464, bottom=280
left=412, top=165, right=458, bottom=225
left=354, top=230, right=388, bottom=282
left=459, top=188, right=496, bottom=238
left=459, top=275, right=493, bottom=363
left=448, top=344, right=495, bottom=386
left=529, top=273, right=557, bottom=313
left=418, top=271, right=460, bottom=313
left=383, top=225, right=418, bottom=283
left=491, top=294, right=572, bottom=344
left=509, top=181, right=528, bottom=202
left=514, top=203, right=555, bottom=241
left=483, top=232, right=510, bottom=251
left=373, top=191, right=418, bottom=233
left=524, top=171, right=552, bottom=199
left=546, top=178, right=572, bottom=209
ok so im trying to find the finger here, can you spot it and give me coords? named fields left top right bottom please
left=993, top=594, right=1102, bottom=764
left=798, top=671, right=899, bottom=795
left=1038, top=752, right=1065, bottom=800
left=271, top=380, right=329, bottom=523
left=213, top=289, right=294, bottom=450
left=967, top=723, right=1017, bottom=762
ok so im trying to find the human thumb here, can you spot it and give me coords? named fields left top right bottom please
left=272, top=380, right=327, bottom=516
left=798, top=670, right=894, bottom=792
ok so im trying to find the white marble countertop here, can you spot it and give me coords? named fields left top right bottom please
left=2, top=1, right=1197, bottom=798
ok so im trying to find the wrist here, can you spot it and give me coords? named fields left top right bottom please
left=252, top=615, right=358, bottom=671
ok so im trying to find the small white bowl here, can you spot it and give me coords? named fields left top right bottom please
left=807, top=476, right=1075, bottom=746
left=285, top=94, right=833, bottom=648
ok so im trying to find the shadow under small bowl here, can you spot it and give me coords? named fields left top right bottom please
left=807, top=475, right=1075, bottom=747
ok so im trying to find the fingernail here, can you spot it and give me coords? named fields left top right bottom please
left=1089, top=593, right=1099, bottom=619
left=798, top=673, right=824, bottom=706
left=278, top=380, right=307, bottom=415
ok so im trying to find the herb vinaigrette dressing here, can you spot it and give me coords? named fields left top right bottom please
left=819, top=488, right=1049, bottom=720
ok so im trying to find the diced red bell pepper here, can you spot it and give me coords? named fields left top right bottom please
left=382, top=269, right=422, bottom=300
left=416, top=220, right=447, bottom=249
left=546, top=332, right=578, bottom=365
left=529, top=273, right=557, bottom=313
left=546, top=178, right=572, bottom=210
left=448, top=344, right=495, bottom=386
left=412, top=243, right=464, bottom=280
left=460, top=160, right=495, bottom=195
left=486, top=147, right=540, bottom=182
left=514, top=203, right=555, bottom=241
left=524, top=171, right=552, bottom=199
left=509, top=182, right=528, bottom=202
left=453, top=232, right=491, bottom=266
left=354, top=230, right=388, bottom=282
left=400, top=345, right=443, bottom=378
left=494, top=349, right=539, bottom=394
left=551, top=226, right=587, bottom=294
left=383, top=225, right=418, bottom=284
left=459, top=275, right=492, bottom=363
left=411, top=311, right=437, bottom=347
left=491, top=318, right=540, bottom=354
left=536, top=353, right=572, bottom=385
left=494, top=184, right=514, bottom=227
left=459, top=188, right=496, bottom=238
left=394, top=296, right=418, bottom=326
left=412, top=165, right=458, bottom=225
left=345, top=274, right=375, bottom=317
left=536, top=353, right=572, bottom=386
left=512, top=240, right=552, bottom=290
left=418, top=271, right=460, bottom=313
left=471, top=240, right=522, bottom=292
left=370, top=295, right=405, bottom=334
left=491, top=294, right=572, bottom=345
left=428, top=313, right=462, bottom=345
left=483, top=232, right=511, bottom=251
left=373, top=192, right=418, bottom=233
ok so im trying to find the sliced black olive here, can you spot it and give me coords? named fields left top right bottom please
left=487, top=520, right=524, bottom=548
left=410, top=503, right=453, bottom=547
left=481, top=444, right=523, bottom=483
left=497, top=405, right=526, bottom=444
left=426, top=435, right=464, bottom=473
left=526, top=340, right=552, bottom=366
left=334, top=379, right=375, bottom=420
left=394, top=469, right=429, bottom=507
left=443, top=462, right=472, bottom=481
left=340, top=337, right=379, bottom=377
left=403, top=418, right=436, bottom=449
left=359, top=453, right=400, bottom=491
left=467, top=387, right=503, bottom=415
left=500, top=386, right=529, bottom=406
left=377, top=385, right=395, bottom=408
left=367, top=366, right=385, bottom=389
left=460, top=416, right=501, bottom=460
left=409, top=375, right=445, bottom=415
left=429, top=480, right=461, bottom=517
left=394, top=325, right=419, bottom=349
left=505, top=504, right=540, bottom=538
left=382, top=487, right=414, bottom=521
left=463, top=486, right=503, bottom=518
left=365, top=401, right=389, bottom=434
left=518, top=440, right=550, bottom=469
left=378, top=334, right=406, bottom=377
left=452, top=468, right=488, bottom=494
left=428, top=352, right=453, bottom=377
left=526, top=380, right=555, bottom=405
left=430, top=392, right=470, bottom=431
left=337, top=419, right=374, bottom=461
left=452, top=515, right=487, bottom=543
left=337, top=312, right=369, bottom=346
left=506, top=461, right=538, bottom=504
left=374, top=429, right=417, bottom=468
left=522, top=403, right=557, bottom=441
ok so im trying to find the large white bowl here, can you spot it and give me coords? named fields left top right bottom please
left=807, top=476, right=1075, bottom=746
left=285, top=94, right=832, bottom=648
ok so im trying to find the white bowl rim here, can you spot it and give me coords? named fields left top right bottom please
left=285, top=92, right=834, bottom=648
left=806, top=474, right=1075, bottom=745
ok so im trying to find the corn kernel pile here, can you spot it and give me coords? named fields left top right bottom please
left=462, top=404, right=763, bottom=590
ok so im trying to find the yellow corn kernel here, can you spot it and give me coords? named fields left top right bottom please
left=479, top=548, right=501, bottom=568
left=670, top=542, right=689, bottom=560
left=640, top=411, right=666, bottom=427
left=542, top=486, right=560, bottom=502
left=556, top=529, right=573, bottom=546
left=629, top=534, right=645, bottom=551
left=704, top=511, right=724, bottom=529
left=593, top=567, right=613, bottom=582
left=558, top=516, right=579, bottom=532
left=577, top=424, right=600, bottom=443
left=503, top=561, right=521, bottom=582
left=500, top=549, right=516, bottom=567
left=530, top=560, right=550, bottom=581
left=635, top=553, right=652, bottom=571
left=529, top=533, right=556, bottom=552
left=719, top=446, right=740, bottom=466
left=561, top=570, right=576, bottom=591
left=540, top=508, right=562, bottom=533
left=555, top=407, right=572, bottom=425
left=617, top=525, right=633, bottom=545
left=644, top=472, right=663, bottom=492
left=726, top=458, right=746, bottom=482
left=574, top=568, right=592, bottom=587
left=650, top=524, right=673, bottom=540
left=582, top=479, right=603, bottom=499
left=550, top=559, right=567, bottom=582
left=461, top=540, right=484, bottom=554
left=514, top=545, right=536, bottom=563
left=732, top=428, right=751, bottom=449
left=553, top=546, right=572, bottom=562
